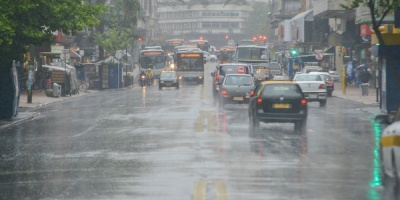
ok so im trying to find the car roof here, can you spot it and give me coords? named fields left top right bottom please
left=309, top=71, right=330, bottom=75
left=219, top=63, right=250, bottom=66
left=225, top=74, right=252, bottom=77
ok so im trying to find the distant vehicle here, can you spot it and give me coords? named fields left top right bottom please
left=202, top=51, right=217, bottom=62
left=210, top=63, right=253, bottom=97
left=144, top=46, right=162, bottom=50
left=227, top=39, right=236, bottom=46
left=188, top=39, right=210, bottom=52
left=234, top=45, right=269, bottom=64
left=218, top=74, right=255, bottom=108
left=163, top=39, right=184, bottom=54
left=159, top=70, right=179, bottom=90
left=254, top=68, right=269, bottom=85
left=248, top=81, right=308, bottom=135
left=293, top=74, right=327, bottom=107
left=302, top=66, right=323, bottom=74
left=252, top=62, right=282, bottom=80
left=139, top=49, right=167, bottom=77
left=175, top=51, right=204, bottom=83
left=239, top=39, right=256, bottom=46
left=329, top=70, right=340, bottom=82
left=309, top=71, right=334, bottom=97
left=219, top=46, right=236, bottom=64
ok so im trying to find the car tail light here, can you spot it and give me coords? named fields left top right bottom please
left=257, top=98, right=263, bottom=103
left=250, top=90, right=255, bottom=97
left=301, top=99, right=307, bottom=105
left=216, top=75, right=220, bottom=80
left=221, top=89, right=228, bottom=95
left=319, top=84, right=326, bottom=89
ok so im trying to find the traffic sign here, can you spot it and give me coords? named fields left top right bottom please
left=315, top=52, right=323, bottom=60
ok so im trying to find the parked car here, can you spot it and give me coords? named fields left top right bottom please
left=158, top=70, right=179, bottom=89
left=219, top=74, right=255, bottom=108
left=211, top=63, right=253, bottom=97
left=248, top=81, right=308, bottom=134
left=309, top=71, right=334, bottom=97
left=203, top=51, right=217, bottom=62
left=293, top=73, right=327, bottom=107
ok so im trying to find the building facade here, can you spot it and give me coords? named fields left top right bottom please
left=157, top=3, right=253, bottom=48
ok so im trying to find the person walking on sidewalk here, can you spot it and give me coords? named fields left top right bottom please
left=359, top=67, right=371, bottom=96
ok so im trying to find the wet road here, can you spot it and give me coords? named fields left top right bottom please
left=0, top=63, right=393, bottom=200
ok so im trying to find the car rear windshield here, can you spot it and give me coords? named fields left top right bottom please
left=220, top=65, right=250, bottom=75
left=224, top=75, right=253, bottom=86
left=160, top=72, right=176, bottom=78
left=261, top=84, right=302, bottom=98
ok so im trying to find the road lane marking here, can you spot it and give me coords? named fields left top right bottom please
left=193, top=180, right=207, bottom=200
left=381, top=135, right=400, bottom=147
left=215, top=181, right=228, bottom=200
left=207, top=111, right=213, bottom=132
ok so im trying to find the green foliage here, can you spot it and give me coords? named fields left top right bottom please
left=341, top=0, right=400, bottom=45
left=93, top=0, right=141, bottom=57
left=0, top=0, right=105, bottom=66
left=94, top=27, right=134, bottom=57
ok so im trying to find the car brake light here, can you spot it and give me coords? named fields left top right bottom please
left=301, top=99, right=307, bottom=105
left=257, top=98, right=263, bottom=103
left=216, top=75, right=220, bottom=80
left=250, top=90, right=255, bottom=96
left=221, top=90, right=228, bottom=95
left=319, top=84, right=326, bottom=89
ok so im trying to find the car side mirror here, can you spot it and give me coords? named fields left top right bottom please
left=211, top=72, right=215, bottom=77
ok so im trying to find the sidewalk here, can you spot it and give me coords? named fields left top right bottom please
left=333, top=81, right=381, bottom=115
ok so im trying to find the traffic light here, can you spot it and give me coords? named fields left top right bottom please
left=253, top=37, right=257, bottom=41
left=138, top=37, right=142, bottom=41
left=290, top=49, right=298, bottom=57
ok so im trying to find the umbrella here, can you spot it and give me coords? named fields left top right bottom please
left=355, top=64, right=366, bottom=70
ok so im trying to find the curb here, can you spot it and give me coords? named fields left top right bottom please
left=0, top=112, right=39, bottom=130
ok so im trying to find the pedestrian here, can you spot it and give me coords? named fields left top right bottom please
left=359, top=67, right=371, bottom=96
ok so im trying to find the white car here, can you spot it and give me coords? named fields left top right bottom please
left=329, top=70, right=340, bottom=82
left=202, top=51, right=217, bottom=62
left=293, top=73, right=327, bottom=107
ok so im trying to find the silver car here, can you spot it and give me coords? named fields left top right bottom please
left=219, top=74, right=255, bottom=108
left=293, top=74, right=327, bottom=107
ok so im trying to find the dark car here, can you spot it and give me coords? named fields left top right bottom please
left=159, top=71, right=179, bottom=89
left=219, top=74, right=255, bottom=108
left=210, top=63, right=253, bottom=97
left=248, top=81, right=308, bottom=135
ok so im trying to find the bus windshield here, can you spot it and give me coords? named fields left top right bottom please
left=177, top=57, right=204, bottom=71
left=236, top=47, right=268, bottom=61
left=141, top=56, right=166, bottom=70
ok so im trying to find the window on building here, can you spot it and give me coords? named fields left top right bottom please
left=284, top=0, right=301, bottom=12
left=202, top=22, right=211, bottom=28
left=212, top=22, right=220, bottom=28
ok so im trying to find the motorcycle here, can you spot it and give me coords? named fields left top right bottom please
left=139, top=75, right=147, bottom=88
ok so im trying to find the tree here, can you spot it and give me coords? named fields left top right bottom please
left=341, top=0, right=400, bottom=46
left=0, top=0, right=104, bottom=119
left=93, top=0, right=142, bottom=58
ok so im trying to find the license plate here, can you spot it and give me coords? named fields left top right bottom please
left=233, top=97, right=244, bottom=101
left=308, top=94, right=317, bottom=98
left=273, top=103, right=291, bottom=109
left=166, top=84, right=171, bottom=86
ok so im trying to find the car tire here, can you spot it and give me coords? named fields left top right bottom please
left=211, top=58, right=215, bottom=62
left=320, top=100, right=326, bottom=107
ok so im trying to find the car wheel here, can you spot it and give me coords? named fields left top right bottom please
left=211, top=58, right=215, bottom=62
left=320, top=100, right=327, bottom=107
